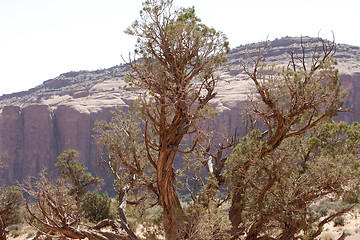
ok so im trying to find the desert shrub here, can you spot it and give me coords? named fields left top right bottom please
left=343, top=191, right=359, bottom=204
left=334, top=216, right=345, bottom=227
left=183, top=203, right=231, bottom=240
left=317, top=206, right=329, bottom=218
left=82, top=190, right=115, bottom=222
left=126, top=201, right=163, bottom=237
left=312, top=199, right=333, bottom=217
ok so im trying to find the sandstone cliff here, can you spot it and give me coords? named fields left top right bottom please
left=1, top=37, right=359, bottom=185
left=0, top=101, right=127, bottom=184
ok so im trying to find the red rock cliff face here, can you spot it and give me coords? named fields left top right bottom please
left=0, top=37, right=359, bottom=185
left=53, top=105, right=92, bottom=168
left=340, top=73, right=360, bottom=123
left=0, top=106, right=24, bottom=183
left=53, top=105, right=116, bottom=175
left=22, top=105, right=57, bottom=180
left=0, top=104, right=116, bottom=184
left=0, top=99, right=247, bottom=185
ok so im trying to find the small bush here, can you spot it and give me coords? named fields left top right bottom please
left=82, top=190, right=115, bottom=222
left=342, top=191, right=359, bottom=204
left=318, top=206, right=329, bottom=217
left=334, top=216, right=345, bottom=227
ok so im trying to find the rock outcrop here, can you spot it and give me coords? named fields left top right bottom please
left=0, top=105, right=24, bottom=183
left=0, top=37, right=360, bottom=185
left=0, top=102, right=125, bottom=184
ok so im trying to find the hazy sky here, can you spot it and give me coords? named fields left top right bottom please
left=1, top=0, right=359, bottom=95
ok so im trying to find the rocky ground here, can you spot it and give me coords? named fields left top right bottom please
left=6, top=212, right=360, bottom=240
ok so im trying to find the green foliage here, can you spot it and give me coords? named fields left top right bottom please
left=225, top=120, right=360, bottom=238
left=125, top=0, right=229, bottom=135
left=127, top=200, right=231, bottom=240
left=82, top=190, right=116, bottom=223
left=180, top=203, right=231, bottom=240
left=0, top=185, right=23, bottom=240
left=22, top=150, right=104, bottom=239
left=95, top=107, right=157, bottom=199
left=221, top=38, right=360, bottom=239
left=126, top=0, right=229, bottom=64
left=55, top=149, right=103, bottom=197
left=0, top=185, right=23, bottom=225
left=311, top=199, right=353, bottom=220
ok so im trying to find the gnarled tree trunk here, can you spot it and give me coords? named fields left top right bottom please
left=157, top=148, right=185, bottom=239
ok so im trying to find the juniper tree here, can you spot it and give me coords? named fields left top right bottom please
left=225, top=38, right=360, bottom=240
left=98, top=0, right=229, bottom=238
left=55, top=149, right=103, bottom=220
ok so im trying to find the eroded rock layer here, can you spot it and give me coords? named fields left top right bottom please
left=1, top=37, right=359, bottom=184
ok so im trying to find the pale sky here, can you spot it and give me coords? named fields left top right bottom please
left=0, top=0, right=359, bottom=95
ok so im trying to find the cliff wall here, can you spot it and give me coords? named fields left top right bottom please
left=1, top=37, right=360, bottom=185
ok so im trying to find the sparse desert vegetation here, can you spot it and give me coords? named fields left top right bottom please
left=1, top=0, right=360, bottom=239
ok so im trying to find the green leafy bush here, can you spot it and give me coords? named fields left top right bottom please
left=82, top=190, right=115, bottom=222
